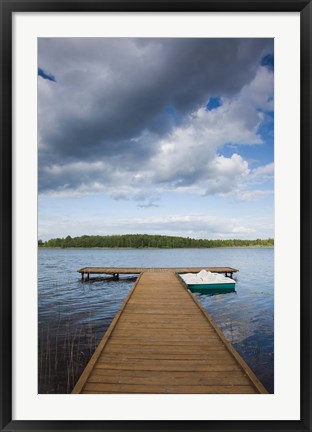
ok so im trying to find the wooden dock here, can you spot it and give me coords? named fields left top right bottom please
left=72, top=270, right=267, bottom=394
left=78, top=266, right=238, bottom=281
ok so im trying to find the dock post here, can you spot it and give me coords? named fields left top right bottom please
left=87, top=273, right=90, bottom=281
left=81, top=272, right=84, bottom=282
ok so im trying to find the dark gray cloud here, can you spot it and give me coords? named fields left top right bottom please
left=38, top=37, right=273, bottom=195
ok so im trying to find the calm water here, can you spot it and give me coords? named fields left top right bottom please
left=38, top=248, right=274, bottom=393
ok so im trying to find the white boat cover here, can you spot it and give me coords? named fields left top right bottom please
left=180, top=270, right=234, bottom=285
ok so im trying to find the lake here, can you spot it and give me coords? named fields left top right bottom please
left=38, top=247, right=274, bottom=393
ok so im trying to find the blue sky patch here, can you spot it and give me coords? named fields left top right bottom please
left=38, top=67, right=56, bottom=82
left=164, top=105, right=181, bottom=122
left=261, top=54, right=274, bottom=72
left=206, top=97, right=222, bottom=111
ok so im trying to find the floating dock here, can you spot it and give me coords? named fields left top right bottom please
left=78, top=266, right=238, bottom=281
left=72, top=269, right=267, bottom=394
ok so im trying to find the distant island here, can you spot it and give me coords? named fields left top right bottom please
left=39, top=234, right=274, bottom=249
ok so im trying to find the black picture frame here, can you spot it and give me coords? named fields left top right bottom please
left=1, top=0, right=311, bottom=431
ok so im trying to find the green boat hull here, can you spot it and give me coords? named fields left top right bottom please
left=188, top=282, right=235, bottom=290
left=188, top=282, right=236, bottom=295
left=190, top=286, right=235, bottom=295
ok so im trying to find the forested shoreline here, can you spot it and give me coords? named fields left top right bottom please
left=39, top=234, right=274, bottom=249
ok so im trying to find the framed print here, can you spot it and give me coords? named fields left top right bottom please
left=1, top=0, right=311, bottom=431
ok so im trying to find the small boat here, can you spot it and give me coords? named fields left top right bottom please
left=180, top=269, right=236, bottom=291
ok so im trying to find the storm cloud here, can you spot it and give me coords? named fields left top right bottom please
left=38, top=38, right=273, bottom=201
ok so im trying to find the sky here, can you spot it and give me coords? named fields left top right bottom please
left=38, top=38, right=274, bottom=241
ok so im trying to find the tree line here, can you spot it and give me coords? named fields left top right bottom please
left=39, top=234, right=274, bottom=249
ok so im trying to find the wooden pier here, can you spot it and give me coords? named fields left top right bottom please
left=72, top=269, right=267, bottom=394
left=78, top=266, right=238, bottom=282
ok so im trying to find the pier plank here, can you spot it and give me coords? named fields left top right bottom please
left=82, top=383, right=257, bottom=394
left=88, top=369, right=251, bottom=386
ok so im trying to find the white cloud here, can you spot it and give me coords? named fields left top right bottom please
left=135, top=66, right=273, bottom=198
left=235, top=189, right=273, bottom=201
left=251, top=162, right=274, bottom=181
left=38, top=212, right=273, bottom=241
